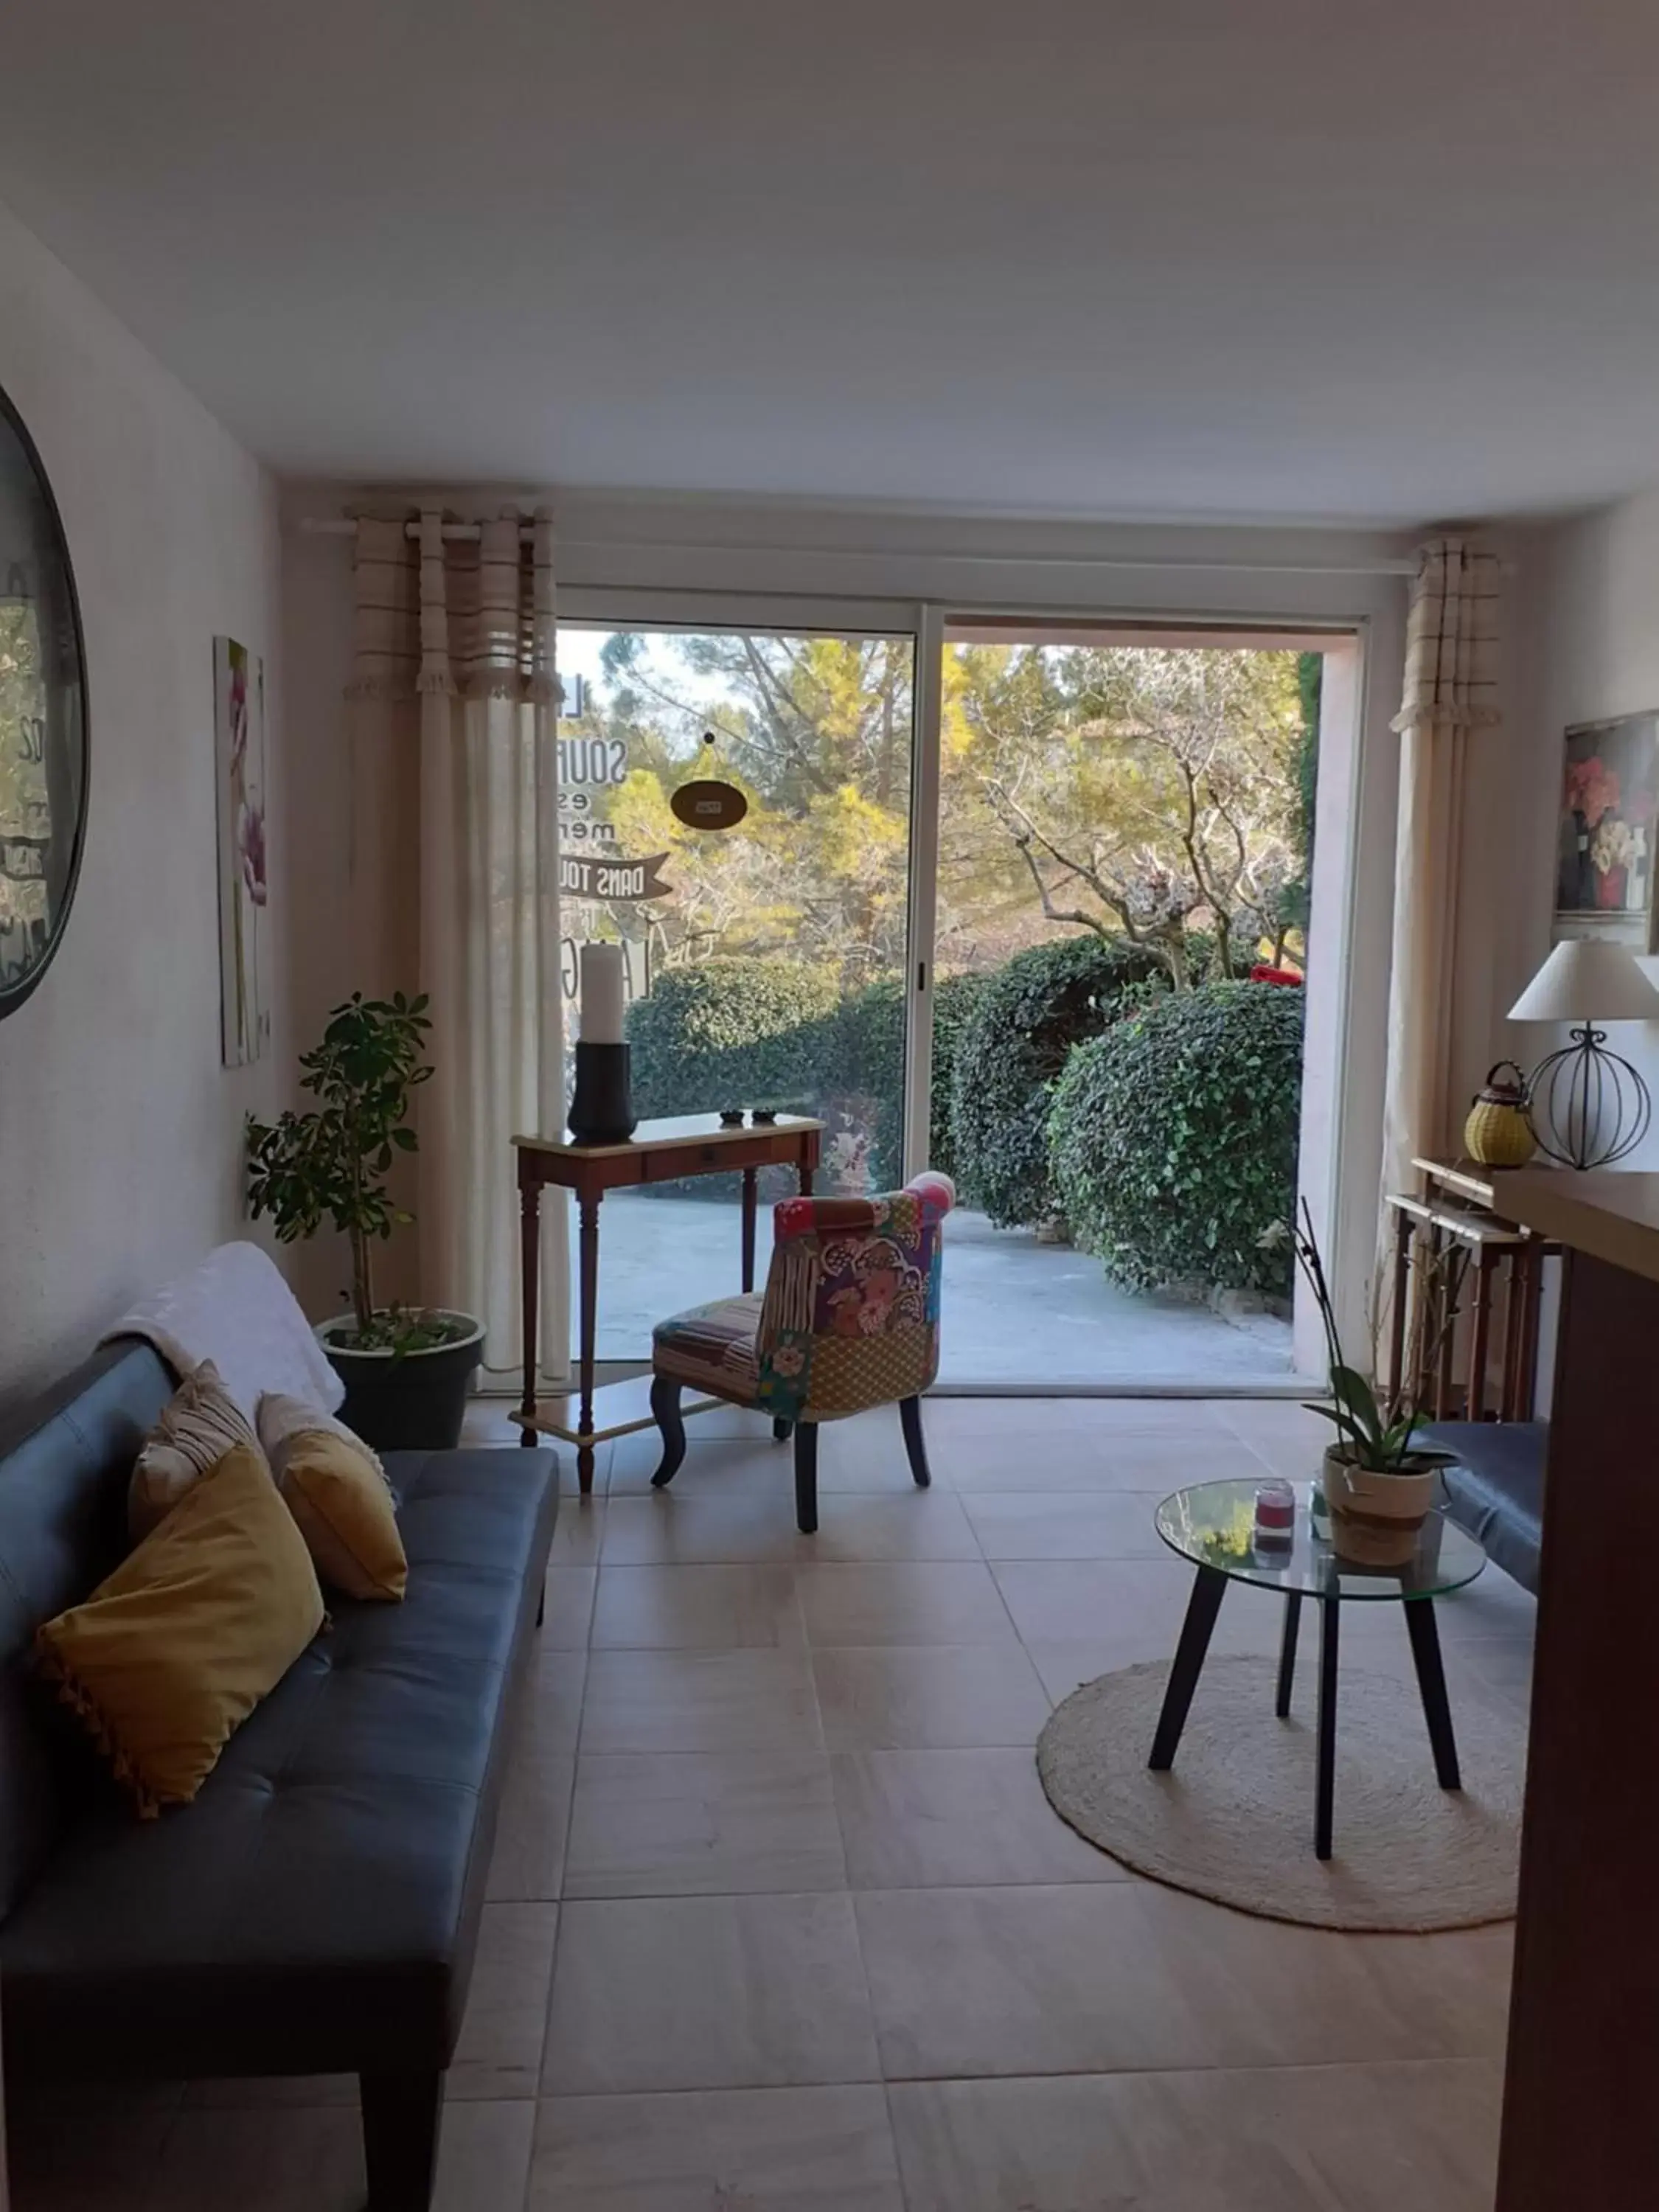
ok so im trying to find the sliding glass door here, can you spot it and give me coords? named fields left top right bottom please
left=554, top=619, right=917, bottom=1361
left=925, top=621, right=1314, bottom=1385
left=551, top=597, right=1326, bottom=1388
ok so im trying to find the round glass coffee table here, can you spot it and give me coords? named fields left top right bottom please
left=1150, top=1478, right=1486, bottom=1860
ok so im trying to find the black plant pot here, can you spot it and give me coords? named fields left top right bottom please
left=316, top=1312, right=485, bottom=1452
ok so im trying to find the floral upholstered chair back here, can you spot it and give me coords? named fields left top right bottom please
left=756, top=1172, right=954, bottom=1425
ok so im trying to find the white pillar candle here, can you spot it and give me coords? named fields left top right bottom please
left=579, top=942, right=625, bottom=1044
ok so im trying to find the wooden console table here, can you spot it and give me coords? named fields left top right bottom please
left=511, top=1113, right=823, bottom=1491
left=1384, top=1155, right=1555, bottom=1421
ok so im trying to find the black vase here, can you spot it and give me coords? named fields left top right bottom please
left=568, top=1040, right=636, bottom=1145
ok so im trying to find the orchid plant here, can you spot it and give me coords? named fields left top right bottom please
left=1291, top=1200, right=1457, bottom=1474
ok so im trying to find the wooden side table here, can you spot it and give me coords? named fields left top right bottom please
left=511, top=1113, right=824, bottom=1492
left=1383, top=1157, right=1557, bottom=1422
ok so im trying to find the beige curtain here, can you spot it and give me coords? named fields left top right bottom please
left=347, top=509, right=568, bottom=1384
left=1380, top=536, right=1501, bottom=1201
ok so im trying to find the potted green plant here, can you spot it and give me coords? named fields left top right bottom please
left=1291, top=1202, right=1452, bottom=1568
left=246, top=992, right=483, bottom=1450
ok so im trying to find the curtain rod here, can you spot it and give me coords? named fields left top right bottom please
left=296, top=514, right=1441, bottom=579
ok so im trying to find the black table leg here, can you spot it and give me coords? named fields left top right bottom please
left=1404, top=1598, right=1461, bottom=1790
left=1150, top=1565, right=1227, bottom=1770
left=1276, top=1591, right=1302, bottom=1718
left=1315, top=1596, right=1340, bottom=1860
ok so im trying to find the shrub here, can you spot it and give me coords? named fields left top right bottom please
left=828, top=974, right=905, bottom=1189
left=627, top=958, right=841, bottom=1120
left=925, top=970, right=987, bottom=1186
left=948, top=936, right=1164, bottom=1227
left=835, top=967, right=987, bottom=1189
left=627, top=959, right=987, bottom=1197
left=246, top=991, right=437, bottom=1346
left=1048, top=980, right=1304, bottom=1296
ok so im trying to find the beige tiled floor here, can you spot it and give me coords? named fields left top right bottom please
left=10, top=1396, right=1531, bottom=2211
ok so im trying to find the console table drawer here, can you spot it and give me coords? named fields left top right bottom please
left=639, top=1133, right=794, bottom=1180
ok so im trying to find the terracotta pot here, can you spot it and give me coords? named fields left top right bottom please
left=1321, top=1446, right=1438, bottom=1569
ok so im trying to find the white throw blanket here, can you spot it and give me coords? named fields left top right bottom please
left=103, top=1240, right=344, bottom=1421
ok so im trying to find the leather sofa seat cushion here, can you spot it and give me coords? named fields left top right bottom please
left=2, top=1444, right=557, bottom=2079
left=1419, top=1419, right=1546, bottom=1597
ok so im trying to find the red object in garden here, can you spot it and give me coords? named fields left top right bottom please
left=1250, top=964, right=1304, bottom=987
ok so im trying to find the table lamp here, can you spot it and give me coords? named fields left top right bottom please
left=1507, top=937, right=1659, bottom=1169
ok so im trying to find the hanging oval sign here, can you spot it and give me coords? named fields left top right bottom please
left=671, top=778, right=748, bottom=831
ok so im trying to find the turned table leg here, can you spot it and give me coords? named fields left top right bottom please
left=1467, top=1245, right=1497, bottom=1420
left=576, top=1192, right=601, bottom=1494
left=518, top=1178, right=540, bottom=1447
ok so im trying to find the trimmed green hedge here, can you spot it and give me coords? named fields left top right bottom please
left=1048, top=980, right=1304, bottom=1295
left=628, top=958, right=841, bottom=1121
left=625, top=958, right=984, bottom=1194
left=838, top=969, right=986, bottom=1189
left=926, top=970, right=987, bottom=1186
left=948, top=936, right=1164, bottom=1228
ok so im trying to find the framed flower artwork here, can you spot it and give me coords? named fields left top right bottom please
left=1554, top=712, right=1659, bottom=947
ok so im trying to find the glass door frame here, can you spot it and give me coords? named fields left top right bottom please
left=554, top=579, right=939, bottom=1174
left=557, top=585, right=1368, bottom=1395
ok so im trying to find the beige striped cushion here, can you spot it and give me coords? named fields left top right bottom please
left=128, top=1361, right=262, bottom=1543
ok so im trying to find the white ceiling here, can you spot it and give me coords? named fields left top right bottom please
left=1, top=1, right=1656, bottom=524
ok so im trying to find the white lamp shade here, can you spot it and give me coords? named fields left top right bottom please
left=1508, top=937, right=1659, bottom=1023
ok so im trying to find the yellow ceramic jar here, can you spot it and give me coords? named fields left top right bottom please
left=1463, top=1061, right=1536, bottom=1168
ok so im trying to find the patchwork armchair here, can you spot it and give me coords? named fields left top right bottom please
left=649, top=1173, right=956, bottom=1533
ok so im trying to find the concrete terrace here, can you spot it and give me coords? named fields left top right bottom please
left=566, top=1193, right=1295, bottom=1388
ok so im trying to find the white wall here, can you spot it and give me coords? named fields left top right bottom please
left=284, top=485, right=1415, bottom=1367
left=1500, top=495, right=1659, bottom=1163
left=0, top=198, right=287, bottom=1403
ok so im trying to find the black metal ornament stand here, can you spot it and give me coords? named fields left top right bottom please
left=1528, top=1023, right=1652, bottom=1170
left=568, top=1041, right=636, bottom=1146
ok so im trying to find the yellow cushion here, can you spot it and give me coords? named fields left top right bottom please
left=261, top=1412, right=407, bottom=1603
left=35, top=1444, right=324, bottom=1817
left=128, top=1360, right=261, bottom=1543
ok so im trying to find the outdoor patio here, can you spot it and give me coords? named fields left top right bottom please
left=568, top=1192, right=1295, bottom=1388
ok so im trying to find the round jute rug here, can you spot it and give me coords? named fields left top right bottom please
left=1037, top=1657, right=1524, bottom=1933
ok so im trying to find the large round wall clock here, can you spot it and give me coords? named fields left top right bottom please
left=0, top=385, right=88, bottom=1018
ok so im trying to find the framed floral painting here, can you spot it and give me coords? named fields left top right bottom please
left=1555, top=712, right=1659, bottom=947
left=214, top=636, right=268, bottom=1064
